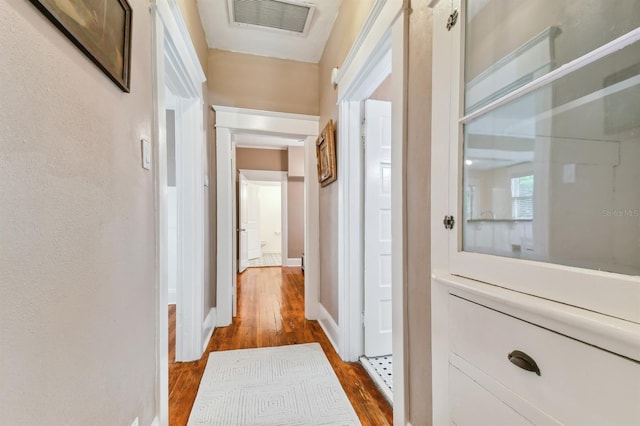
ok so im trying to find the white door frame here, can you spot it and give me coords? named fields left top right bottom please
left=239, top=169, right=289, bottom=267
left=332, top=0, right=406, bottom=423
left=214, top=106, right=319, bottom=326
left=151, top=0, right=207, bottom=424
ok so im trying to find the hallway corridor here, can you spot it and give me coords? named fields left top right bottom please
left=168, top=267, right=393, bottom=425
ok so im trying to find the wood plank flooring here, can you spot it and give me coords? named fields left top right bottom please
left=169, top=266, right=393, bottom=425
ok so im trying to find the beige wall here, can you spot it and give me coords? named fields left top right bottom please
left=287, top=180, right=305, bottom=259
left=370, top=74, right=393, bottom=101
left=235, top=147, right=305, bottom=259
left=236, top=148, right=288, bottom=171
left=318, top=0, right=376, bottom=323
left=176, top=0, right=208, bottom=71
left=0, top=0, right=156, bottom=424
left=287, top=147, right=305, bottom=259
left=406, top=3, right=433, bottom=425
left=208, top=49, right=320, bottom=115
left=288, top=146, right=305, bottom=178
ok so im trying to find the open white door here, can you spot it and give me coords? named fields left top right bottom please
left=364, top=99, right=393, bottom=357
left=239, top=172, right=249, bottom=273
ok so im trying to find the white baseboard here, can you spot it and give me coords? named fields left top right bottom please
left=285, top=257, right=302, bottom=267
left=168, top=288, right=176, bottom=305
left=317, top=303, right=340, bottom=355
left=202, top=308, right=216, bottom=352
left=150, top=416, right=160, bottom=426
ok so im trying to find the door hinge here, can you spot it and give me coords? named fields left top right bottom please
left=443, top=215, right=455, bottom=230
left=446, top=9, right=459, bottom=31
left=361, top=312, right=365, bottom=327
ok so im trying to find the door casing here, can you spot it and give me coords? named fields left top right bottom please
left=151, top=0, right=209, bottom=423
left=214, top=107, right=319, bottom=327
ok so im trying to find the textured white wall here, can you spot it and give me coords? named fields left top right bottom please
left=0, top=0, right=157, bottom=424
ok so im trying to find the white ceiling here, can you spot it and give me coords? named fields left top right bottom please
left=234, top=133, right=305, bottom=150
left=196, top=0, right=342, bottom=63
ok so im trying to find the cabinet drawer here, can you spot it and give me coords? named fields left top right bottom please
left=449, top=295, right=640, bottom=425
left=450, top=364, right=532, bottom=426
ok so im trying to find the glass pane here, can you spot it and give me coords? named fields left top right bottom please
left=462, top=40, right=640, bottom=275
left=464, top=0, right=640, bottom=113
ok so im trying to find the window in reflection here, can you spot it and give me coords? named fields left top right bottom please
left=511, top=175, right=533, bottom=220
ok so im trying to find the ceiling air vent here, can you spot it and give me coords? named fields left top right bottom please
left=228, top=0, right=315, bottom=36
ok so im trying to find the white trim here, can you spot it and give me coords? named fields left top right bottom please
left=461, top=26, right=640, bottom=123
left=214, top=107, right=319, bottom=326
left=285, top=258, right=302, bottom=267
left=335, top=0, right=388, bottom=88
left=151, top=416, right=160, bottom=426
left=216, top=127, right=234, bottom=326
left=341, top=37, right=393, bottom=102
left=152, top=0, right=207, bottom=423
left=235, top=144, right=289, bottom=150
left=336, top=99, right=364, bottom=363
left=214, top=106, right=319, bottom=136
left=332, top=2, right=407, bottom=425
left=304, top=135, right=320, bottom=320
left=433, top=271, right=640, bottom=361
left=214, top=105, right=319, bottom=121
left=335, top=51, right=393, bottom=364
left=336, top=0, right=403, bottom=101
left=318, top=303, right=340, bottom=353
left=167, top=288, right=176, bottom=305
left=155, top=0, right=206, bottom=89
left=336, top=24, right=394, bottom=360
left=281, top=176, right=288, bottom=265
left=465, top=26, right=559, bottom=112
left=174, top=96, right=206, bottom=362
left=151, top=7, right=168, bottom=425
left=390, top=17, right=406, bottom=426
left=429, top=3, right=458, bottom=424
left=239, top=169, right=288, bottom=181
left=201, top=308, right=216, bottom=352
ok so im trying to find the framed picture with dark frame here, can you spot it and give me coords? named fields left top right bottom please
left=29, top=0, right=133, bottom=92
left=316, top=119, right=337, bottom=187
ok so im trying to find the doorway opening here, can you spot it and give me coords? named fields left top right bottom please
left=151, top=2, right=209, bottom=423
left=246, top=180, right=283, bottom=268
left=214, top=107, right=320, bottom=326
left=238, top=169, right=288, bottom=271
left=331, top=2, right=407, bottom=420
left=359, top=75, right=394, bottom=404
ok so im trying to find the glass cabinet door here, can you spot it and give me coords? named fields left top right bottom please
left=435, top=0, right=640, bottom=323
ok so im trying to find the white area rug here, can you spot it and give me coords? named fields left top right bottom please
left=187, top=343, right=361, bottom=426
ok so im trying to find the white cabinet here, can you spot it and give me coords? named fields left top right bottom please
left=449, top=295, right=640, bottom=425
left=432, top=272, right=640, bottom=426
left=430, top=1, right=640, bottom=424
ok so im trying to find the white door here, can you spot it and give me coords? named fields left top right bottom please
left=364, top=99, right=393, bottom=357
left=247, top=183, right=261, bottom=260
left=238, top=173, right=249, bottom=273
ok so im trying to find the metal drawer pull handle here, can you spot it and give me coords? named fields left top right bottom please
left=508, top=350, right=541, bottom=376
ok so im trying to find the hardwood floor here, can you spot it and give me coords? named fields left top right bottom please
left=169, top=267, right=393, bottom=425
